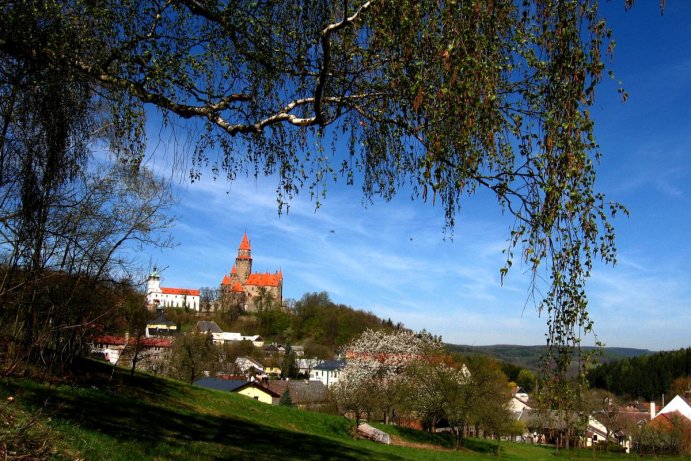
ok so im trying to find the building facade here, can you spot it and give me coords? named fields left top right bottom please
left=220, top=233, right=283, bottom=312
left=146, top=268, right=201, bottom=311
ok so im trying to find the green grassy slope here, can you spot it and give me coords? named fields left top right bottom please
left=0, top=360, right=677, bottom=461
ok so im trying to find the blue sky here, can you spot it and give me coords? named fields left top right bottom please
left=134, top=2, right=691, bottom=351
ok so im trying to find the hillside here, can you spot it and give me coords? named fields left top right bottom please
left=446, top=344, right=651, bottom=371
left=2, top=360, right=673, bottom=461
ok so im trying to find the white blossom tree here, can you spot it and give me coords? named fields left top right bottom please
left=333, top=329, right=442, bottom=425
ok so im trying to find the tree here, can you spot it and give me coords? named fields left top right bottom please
left=279, top=388, right=293, bottom=407
left=169, top=331, right=219, bottom=384
left=1, top=1, right=629, bottom=389
left=280, top=343, right=299, bottom=379
left=0, top=2, right=175, bottom=373
left=668, top=376, right=691, bottom=401
left=199, top=287, right=219, bottom=314
left=333, top=329, right=442, bottom=425
left=517, top=369, right=537, bottom=394
left=403, top=357, right=467, bottom=434
left=118, top=289, right=153, bottom=377
left=466, top=357, right=513, bottom=448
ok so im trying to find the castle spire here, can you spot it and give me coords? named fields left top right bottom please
left=236, top=232, right=252, bottom=282
left=239, top=232, right=251, bottom=251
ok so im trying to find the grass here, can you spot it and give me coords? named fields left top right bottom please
left=1, top=360, right=688, bottom=460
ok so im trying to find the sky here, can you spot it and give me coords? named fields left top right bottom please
left=132, top=2, right=691, bottom=351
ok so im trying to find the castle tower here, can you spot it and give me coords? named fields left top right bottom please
left=146, top=267, right=162, bottom=311
left=235, top=232, right=252, bottom=282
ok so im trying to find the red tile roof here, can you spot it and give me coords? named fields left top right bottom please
left=231, top=281, right=244, bottom=293
left=245, top=273, right=283, bottom=287
left=650, top=411, right=690, bottom=429
left=231, top=265, right=237, bottom=274
left=221, top=275, right=232, bottom=286
left=92, top=336, right=173, bottom=348
left=161, top=287, right=200, bottom=296
left=239, top=232, right=251, bottom=250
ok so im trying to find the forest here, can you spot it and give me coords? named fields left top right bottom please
left=589, top=347, right=691, bottom=401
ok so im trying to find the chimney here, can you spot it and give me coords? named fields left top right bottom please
left=650, top=401, right=656, bottom=420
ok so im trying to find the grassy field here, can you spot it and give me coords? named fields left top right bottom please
left=0, top=360, right=686, bottom=460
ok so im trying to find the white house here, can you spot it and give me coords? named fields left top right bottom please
left=310, top=359, right=345, bottom=387
left=508, top=386, right=532, bottom=413
left=146, top=268, right=200, bottom=311
left=196, top=321, right=264, bottom=347
left=235, top=356, right=265, bottom=375
left=654, top=395, right=691, bottom=420
left=212, top=332, right=264, bottom=347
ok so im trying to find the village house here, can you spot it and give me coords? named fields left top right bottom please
left=146, top=314, right=177, bottom=337
left=195, top=320, right=264, bottom=347
left=194, top=378, right=280, bottom=405
left=310, top=359, right=345, bottom=387
left=235, top=356, right=267, bottom=380
left=91, top=335, right=172, bottom=373
left=265, top=380, right=328, bottom=409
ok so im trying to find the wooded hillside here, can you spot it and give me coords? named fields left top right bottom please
left=588, top=347, right=691, bottom=401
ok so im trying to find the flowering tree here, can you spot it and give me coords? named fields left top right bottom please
left=333, top=329, right=442, bottom=424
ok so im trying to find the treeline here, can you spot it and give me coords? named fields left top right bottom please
left=220, top=291, right=399, bottom=358
left=589, top=347, right=691, bottom=400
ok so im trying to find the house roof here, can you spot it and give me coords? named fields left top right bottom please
left=658, top=394, right=691, bottom=420
left=650, top=410, right=690, bottom=430
left=147, top=314, right=175, bottom=327
left=195, top=378, right=281, bottom=398
left=196, top=320, right=223, bottom=334
left=194, top=378, right=249, bottom=392
left=235, top=356, right=265, bottom=371
left=245, top=272, right=282, bottom=287
left=265, top=380, right=328, bottom=404
left=161, top=287, right=200, bottom=296
left=231, top=265, right=237, bottom=274
left=91, top=336, right=172, bottom=348
left=231, top=281, right=245, bottom=293
left=313, top=359, right=346, bottom=371
left=221, top=274, right=232, bottom=285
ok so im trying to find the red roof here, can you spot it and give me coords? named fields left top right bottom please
left=246, top=273, right=282, bottom=287
left=231, top=281, right=244, bottom=293
left=92, top=336, right=172, bottom=348
left=161, top=287, right=200, bottom=296
left=650, top=411, right=691, bottom=429
left=221, top=274, right=232, bottom=286
left=239, top=232, right=251, bottom=250
left=231, top=265, right=237, bottom=274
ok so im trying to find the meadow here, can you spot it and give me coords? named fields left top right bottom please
left=0, top=361, right=686, bottom=460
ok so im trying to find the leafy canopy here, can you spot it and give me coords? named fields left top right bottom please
left=1, top=0, right=628, bottom=379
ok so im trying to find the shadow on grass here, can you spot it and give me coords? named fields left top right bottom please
left=9, top=361, right=407, bottom=461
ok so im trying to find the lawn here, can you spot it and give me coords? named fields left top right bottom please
left=0, top=361, right=687, bottom=460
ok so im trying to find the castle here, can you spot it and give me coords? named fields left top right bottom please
left=146, top=268, right=201, bottom=311
left=220, top=233, right=283, bottom=312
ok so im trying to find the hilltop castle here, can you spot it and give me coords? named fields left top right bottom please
left=220, top=233, right=283, bottom=312
left=146, top=268, right=200, bottom=311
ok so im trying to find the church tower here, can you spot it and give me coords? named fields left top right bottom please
left=235, top=232, right=252, bottom=282
left=146, top=267, right=162, bottom=311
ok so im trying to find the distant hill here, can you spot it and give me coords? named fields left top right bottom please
left=445, top=344, right=651, bottom=371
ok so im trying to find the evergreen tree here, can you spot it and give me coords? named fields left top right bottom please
left=279, top=388, right=293, bottom=407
